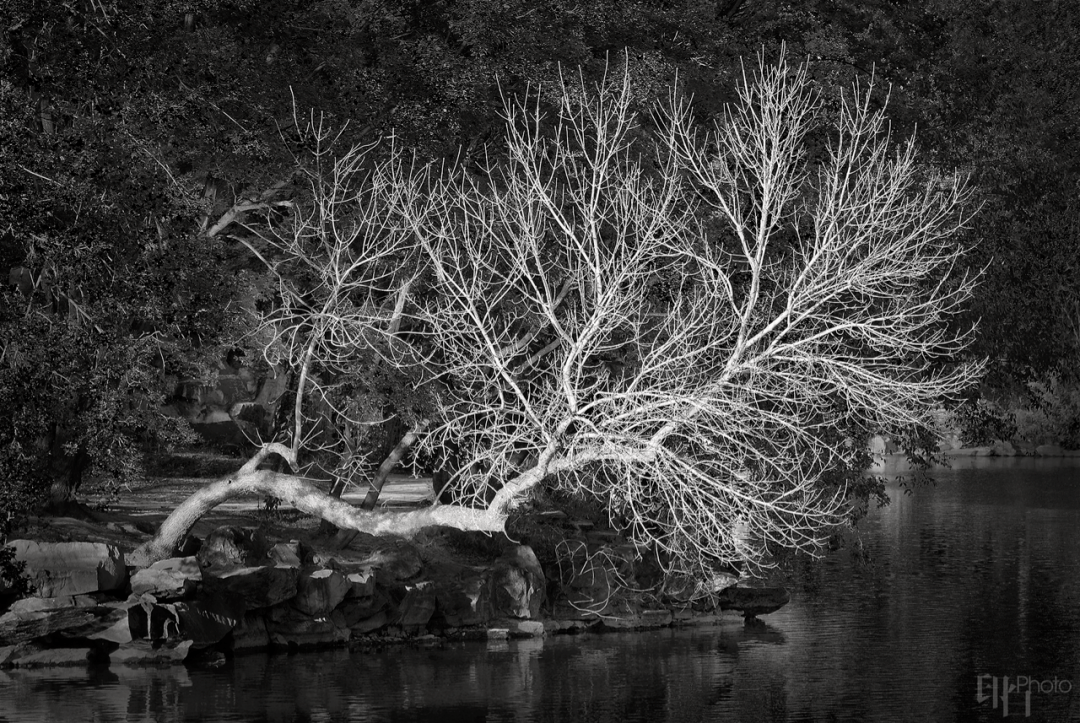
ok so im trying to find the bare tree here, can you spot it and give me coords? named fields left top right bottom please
left=133, top=53, right=981, bottom=579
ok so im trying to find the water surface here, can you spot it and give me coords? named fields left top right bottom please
left=4, top=458, right=1079, bottom=722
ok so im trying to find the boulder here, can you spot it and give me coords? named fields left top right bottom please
left=505, top=620, right=545, bottom=638
left=202, top=565, right=299, bottom=609
left=266, top=606, right=350, bottom=648
left=231, top=611, right=270, bottom=652
left=349, top=609, right=389, bottom=634
left=717, top=586, right=790, bottom=617
left=5, top=595, right=99, bottom=615
left=1036, top=444, right=1065, bottom=457
left=338, top=585, right=391, bottom=630
left=130, top=556, right=201, bottom=599
left=344, top=570, right=376, bottom=599
left=197, top=527, right=272, bottom=571
left=5, top=646, right=95, bottom=667
left=434, top=574, right=489, bottom=627
left=8, top=540, right=127, bottom=598
left=394, top=582, right=436, bottom=631
left=488, top=546, right=545, bottom=620
left=365, top=546, right=423, bottom=584
left=292, top=568, right=350, bottom=617
left=0, top=604, right=99, bottom=646
left=267, top=540, right=312, bottom=568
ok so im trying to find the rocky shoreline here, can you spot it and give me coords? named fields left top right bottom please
left=0, top=525, right=789, bottom=669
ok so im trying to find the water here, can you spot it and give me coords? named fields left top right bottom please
left=4, top=458, right=1080, bottom=722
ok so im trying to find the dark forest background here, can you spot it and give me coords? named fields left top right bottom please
left=2, top=0, right=1078, bottom=532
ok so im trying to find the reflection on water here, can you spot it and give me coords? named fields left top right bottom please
left=4, top=458, right=1080, bottom=723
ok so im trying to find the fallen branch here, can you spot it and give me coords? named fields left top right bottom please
left=130, top=462, right=502, bottom=566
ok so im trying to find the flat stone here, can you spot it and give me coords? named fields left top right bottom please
left=6, top=595, right=100, bottom=615
left=111, top=640, right=192, bottom=666
left=507, top=620, right=545, bottom=638
left=8, top=540, right=127, bottom=598
left=543, top=618, right=590, bottom=634
left=7, top=646, right=93, bottom=667
left=0, top=606, right=100, bottom=646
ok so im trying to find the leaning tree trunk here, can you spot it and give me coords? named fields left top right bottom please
left=128, top=443, right=510, bottom=566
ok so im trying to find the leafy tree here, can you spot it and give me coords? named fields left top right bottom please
left=912, top=0, right=1080, bottom=383
left=134, top=55, right=981, bottom=583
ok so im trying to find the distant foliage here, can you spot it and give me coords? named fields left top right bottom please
left=952, top=399, right=1017, bottom=448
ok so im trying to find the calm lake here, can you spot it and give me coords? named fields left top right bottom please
left=3, top=458, right=1080, bottom=722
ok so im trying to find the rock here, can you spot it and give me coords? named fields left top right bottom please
left=433, top=574, right=489, bottom=627
left=349, top=609, right=388, bottom=634
left=266, top=606, right=350, bottom=648
left=558, top=550, right=612, bottom=618
left=6, top=595, right=100, bottom=615
left=1, top=608, right=96, bottom=645
left=543, top=618, right=590, bottom=634
left=488, top=545, right=545, bottom=620
left=506, top=620, right=545, bottom=638
left=197, top=527, right=272, bottom=571
left=130, top=556, right=201, bottom=599
left=338, top=584, right=390, bottom=628
left=111, top=639, right=192, bottom=666
left=230, top=611, right=269, bottom=652
left=6, top=646, right=94, bottom=667
left=365, top=546, right=423, bottom=584
left=394, top=582, right=436, bottom=631
left=202, top=565, right=299, bottom=609
left=717, top=586, right=790, bottom=617
left=599, top=609, right=672, bottom=630
left=1036, top=444, right=1065, bottom=457
left=0, top=602, right=109, bottom=646
left=267, top=540, right=311, bottom=568
left=87, top=603, right=140, bottom=645
left=293, top=568, right=350, bottom=617
left=8, top=540, right=127, bottom=598
left=344, top=570, right=376, bottom=599
left=486, top=628, right=509, bottom=640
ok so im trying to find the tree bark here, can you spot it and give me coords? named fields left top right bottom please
left=130, top=466, right=503, bottom=566
left=361, top=419, right=430, bottom=510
